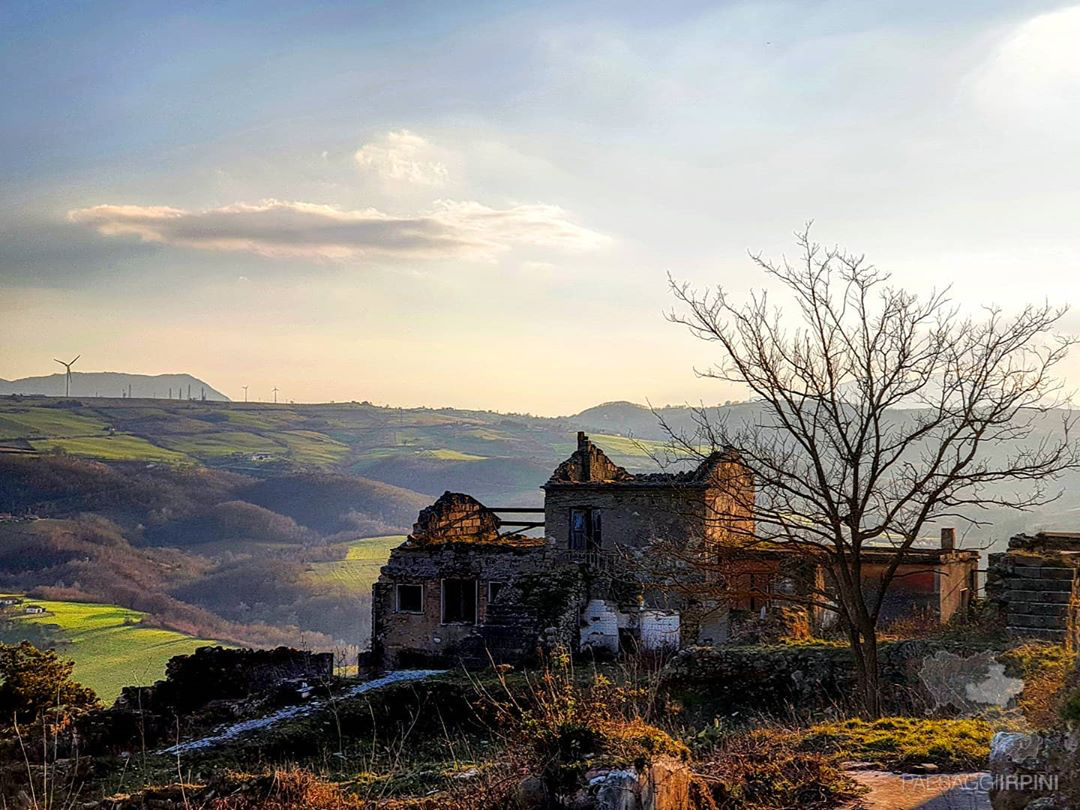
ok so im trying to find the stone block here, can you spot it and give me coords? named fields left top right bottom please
left=1008, top=591, right=1072, bottom=604
left=1007, top=578, right=1073, bottom=592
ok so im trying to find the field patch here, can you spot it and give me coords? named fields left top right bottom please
left=277, top=430, right=350, bottom=465
left=588, top=433, right=669, bottom=458
left=423, top=448, right=487, bottom=461
left=159, top=431, right=285, bottom=458
left=305, top=535, right=405, bottom=593
left=0, top=407, right=108, bottom=438
left=30, top=435, right=188, bottom=462
left=0, top=595, right=219, bottom=702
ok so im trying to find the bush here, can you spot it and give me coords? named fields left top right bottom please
left=490, top=659, right=686, bottom=794
left=1000, top=642, right=1074, bottom=730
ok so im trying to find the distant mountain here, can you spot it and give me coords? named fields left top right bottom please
left=0, top=372, right=229, bottom=401
left=571, top=400, right=757, bottom=440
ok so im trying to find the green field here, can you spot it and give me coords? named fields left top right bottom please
left=423, top=448, right=487, bottom=461
left=30, top=435, right=190, bottom=462
left=305, top=535, right=405, bottom=592
left=587, top=433, right=669, bottom=458
left=0, top=596, right=220, bottom=702
left=0, top=406, right=109, bottom=438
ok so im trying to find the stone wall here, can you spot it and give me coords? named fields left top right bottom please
left=371, top=541, right=580, bottom=670
left=544, top=485, right=711, bottom=553
left=987, top=551, right=1080, bottom=645
left=409, top=491, right=501, bottom=544
left=81, top=646, right=334, bottom=751
left=662, top=641, right=992, bottom=714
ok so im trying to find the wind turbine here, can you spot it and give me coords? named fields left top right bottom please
left=53, top=355, right=80, bottom=397
left=242, top=385, right=248, bottom=402
left=272, top=386, right=279, bottom=404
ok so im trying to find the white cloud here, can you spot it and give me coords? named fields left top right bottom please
left=67, top=199, right=609, bottom=261
left=354, top=130, right=449, bottom=186
left=973, top=5, right=1080, bottom=118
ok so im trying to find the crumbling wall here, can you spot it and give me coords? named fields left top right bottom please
left=371, top=541, right=561, bottom=670
left=987, top=550, right=1080, bottom=646
left=409, top=491, right=501, bottom=544
left=548, top=432, right=635, bottom=484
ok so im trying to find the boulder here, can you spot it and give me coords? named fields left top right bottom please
left=989, top=731, right=1073, bottom=810
left=514, top=774, right=551, bottom=809
left=590, top=758, right=695, bottom=810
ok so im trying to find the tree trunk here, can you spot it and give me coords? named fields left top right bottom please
left=848, top=620, right=882, bottom=718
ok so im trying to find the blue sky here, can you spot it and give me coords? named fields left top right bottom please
left=3, top=1, right=1078, bottom=412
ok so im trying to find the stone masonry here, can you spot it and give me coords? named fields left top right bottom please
left=371, top=491, right=582, bottom=670
left=370, top=433, right=988, bottom=670
left=987, top=532, right=1080, bottom=646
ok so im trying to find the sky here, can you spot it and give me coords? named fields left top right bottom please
left=3, top=0, right=1080, bottom=414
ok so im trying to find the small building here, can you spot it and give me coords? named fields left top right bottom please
left=371, top=493, right=571, bottom=670
left=0, top=597, right=21, bottom=607
left=861, top=530, right=979, bottom=626
left=24, top=605, right=46, bottom=614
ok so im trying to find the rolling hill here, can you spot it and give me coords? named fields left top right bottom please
left=1, top=392, right=1075, bottom=672
left=0, top=595, right=219, bottom=702
left=0, top=372, right=228, bottom=400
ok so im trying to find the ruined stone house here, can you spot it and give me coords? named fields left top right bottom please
left=371, top=432, right=979, bottom=670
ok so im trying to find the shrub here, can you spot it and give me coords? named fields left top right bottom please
left=489, top=659, right=686, bottom=794
left=1000, top=642, right=1073, bottom=730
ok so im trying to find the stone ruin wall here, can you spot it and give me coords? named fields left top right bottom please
left=987, top=550, right=1080, bottom=646
left=371, top=541, right=557, bottom=670
left=409, top=490, right=501, bottom=544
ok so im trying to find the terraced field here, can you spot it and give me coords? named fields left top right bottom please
left=0, top=595, right=221, bottom=702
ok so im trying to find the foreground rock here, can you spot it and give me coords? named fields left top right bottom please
left=988, top=730, right=1076, bottom=810
left=585, top=756, right=694, bottom=810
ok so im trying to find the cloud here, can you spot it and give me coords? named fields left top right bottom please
left=67, top=199, right=609, bottom=261
left=973, top=5, right=1080, bottom=118
left=354, top=130, right=449, bottom=186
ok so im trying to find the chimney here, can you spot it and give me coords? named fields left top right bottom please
left=577, top=432, right=591, bottom=480
left=940, top=527, right=956, bottom=551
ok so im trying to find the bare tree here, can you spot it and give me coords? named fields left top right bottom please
left=665, top=227, right=1080, bottom=716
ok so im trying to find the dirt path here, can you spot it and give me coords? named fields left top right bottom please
left=843, top=770, right=991, bottom=810
left=159, top=669, right=445, bottom=755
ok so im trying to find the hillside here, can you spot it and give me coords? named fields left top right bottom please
left=0, top=454, right=430, bottom=650
left=0, top=595, right=219, bottom=702
left=1, top=394, right=1076, bottom=660
left=2, top=396, right=1077, bottom=544
left=0, top=372, right=228, bottom=400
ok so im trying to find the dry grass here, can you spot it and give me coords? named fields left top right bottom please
left=999, top=642, right=1074, bottom=730
left=694, top=728, right=862, bottom=810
